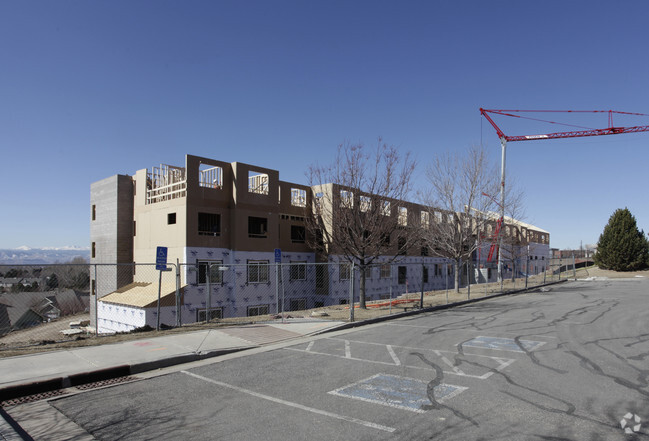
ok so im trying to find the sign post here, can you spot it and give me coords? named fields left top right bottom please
left=156, top=247, right=168, bottom=330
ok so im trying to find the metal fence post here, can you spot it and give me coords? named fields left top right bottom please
left=500, top=260, right=504, bottom=292
left=525, top=247, right=529, bottom=290
left=420, top=262, right=425, bottom=308
left=281, top=263, right=286, bottom=322
left=349, top=262, right=355, bottom=322
left=156, top=268, right=162, bottom=331
left=206, top=263, right=211, bottom=324
left=467, top=260, right=471, bottom=300
left=93, top=264, right=98, bottom=335
left=478, top=265, right=489, bottom=297
left=275, top=262, right=280, bottom=315
left=445, top=262, right=449, bottom=304
left=572, top=254, right=576, bottom=280
left=176, top=260, right=181, bottom=327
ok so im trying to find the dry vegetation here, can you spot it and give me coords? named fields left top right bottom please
left=1, top=266, right=645, bottom=358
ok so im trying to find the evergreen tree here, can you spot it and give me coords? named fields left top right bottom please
left=594, top=208, right=649, bottom=271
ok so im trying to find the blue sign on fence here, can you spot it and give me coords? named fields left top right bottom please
left=156, top=246, right=168, bottom=270
left=274, top=248, right=282, bottom=263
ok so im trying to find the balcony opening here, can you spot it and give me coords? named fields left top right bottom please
left=291, top=188, right=307, bottom=207
left=398, top=207, right=408, bottom=226
left=340, top=190, right=353, bottom=208
left=199, top=164, right=223, bottom=189
left=248, top=171, right=269, bottom=195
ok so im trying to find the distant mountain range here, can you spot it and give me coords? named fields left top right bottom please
left=0, top=247, right=91, bottom=265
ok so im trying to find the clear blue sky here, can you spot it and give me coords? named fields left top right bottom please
left=2, top=0, right=648, bottom=251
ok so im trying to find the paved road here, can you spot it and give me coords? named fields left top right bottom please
left=8, top=278, right=649, bottom=440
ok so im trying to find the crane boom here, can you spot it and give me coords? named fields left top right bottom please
left=480, top=108, right=649, bottom=142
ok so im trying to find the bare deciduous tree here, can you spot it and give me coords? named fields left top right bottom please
left=421, top=145, right=499, bottom=292
left=306, top=139, right=417, bottom=308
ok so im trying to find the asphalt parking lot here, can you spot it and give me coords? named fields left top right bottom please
left=9, top=278, right=649, bottom=440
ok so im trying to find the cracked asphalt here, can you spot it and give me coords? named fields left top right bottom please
left=9, top=278, right=649, bottom=440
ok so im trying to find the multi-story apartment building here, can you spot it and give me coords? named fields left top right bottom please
left=90, top=154, right=550, bottom=333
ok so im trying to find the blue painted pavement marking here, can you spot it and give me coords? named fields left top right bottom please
left=462, top=336, right=545, bottom=353
left=328, top=373, right=467, bottom=413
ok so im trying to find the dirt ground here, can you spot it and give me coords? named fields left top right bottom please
left=1, top=266, right=645, bottom=358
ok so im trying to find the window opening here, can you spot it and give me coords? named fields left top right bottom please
left=290, top=298, right=307, bottom=311
left=197, top=307, right=223, bottom=322
left=290, top=261, right=307, bottom=281
left=316, top=265, right=327, bottom=289
left=248, top=304, right=269, bottom=316
left=339, top=263, right=351, bottom=280
left=248, top=260, right=269, bottom=283
left=197, top=260, right=224, bottom=284
left=199, top=213, right=221, bottom=236
left=248, top=217, right=268, bottom=238
left=398, top=266, right=407, bottom=284
left=291, top=225, right=305, bottom=243
left=398, top=237, right=407, bottom=255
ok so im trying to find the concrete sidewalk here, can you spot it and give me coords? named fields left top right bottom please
left=0, top=319, right=345, bottom=403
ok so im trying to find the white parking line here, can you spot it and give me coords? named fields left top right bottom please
left=434, top=351, right=466, bottom=376
left=285, top=339, right=515, bottom=380
left=181, top=371, right=395, bottom=433
left=386, top=345, right=401, bottom=366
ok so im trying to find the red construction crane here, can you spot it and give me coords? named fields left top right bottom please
left=479, top=108, right=649, bottom=281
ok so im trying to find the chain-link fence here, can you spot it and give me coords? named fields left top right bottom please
left=0, top=257, right=576, bottom=350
